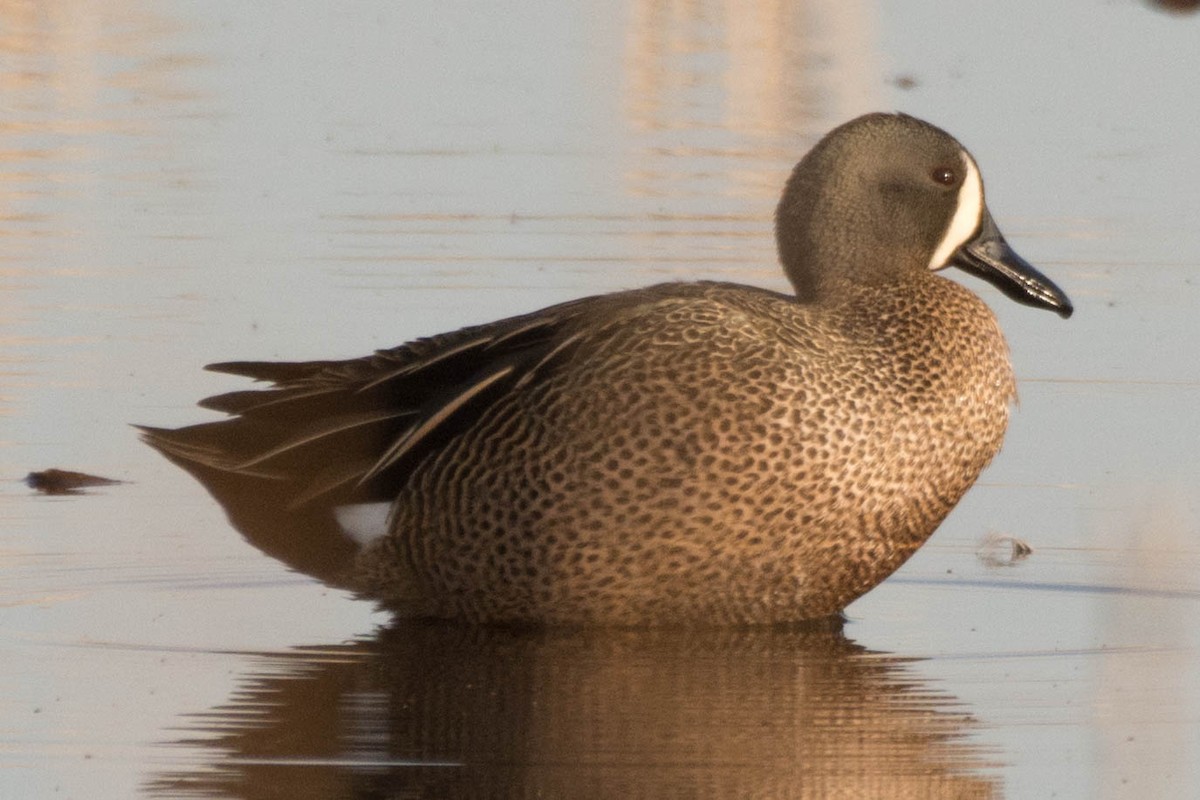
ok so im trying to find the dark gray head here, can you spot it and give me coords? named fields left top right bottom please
left=775, top=113, right=1072, bottom=318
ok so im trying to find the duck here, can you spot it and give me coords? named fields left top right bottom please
left=142, top=112, right=1072, bottom=626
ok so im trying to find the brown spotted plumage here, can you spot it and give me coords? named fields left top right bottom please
left=142, top=113, right=1071, bottom=625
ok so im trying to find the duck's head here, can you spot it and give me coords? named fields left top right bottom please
left=775, top=112, right=1072, bottom=319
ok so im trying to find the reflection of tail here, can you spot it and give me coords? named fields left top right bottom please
left=139, top=420, right=362, bottom=587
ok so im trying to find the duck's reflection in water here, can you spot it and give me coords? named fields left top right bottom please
left=148, top=621, right=999, bottom=798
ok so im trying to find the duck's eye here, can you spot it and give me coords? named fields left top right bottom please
left=931, top=166, right=957, bottom=186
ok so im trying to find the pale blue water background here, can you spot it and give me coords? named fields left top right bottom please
left=3, top=1, right=1200, bottom=797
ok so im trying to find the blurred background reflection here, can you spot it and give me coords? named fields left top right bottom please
left=3, top=1, right=1200, bottom=798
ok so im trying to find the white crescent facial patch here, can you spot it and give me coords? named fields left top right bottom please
left=928, top=155, right=984, bottom=271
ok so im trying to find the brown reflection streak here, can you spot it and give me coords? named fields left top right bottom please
left=147, top=623, right=1000, bottom=798
left=0, top=2, right=209, bottom=183
left=621, top=0, right=881, bottom=258
left=622, top=1, right=879, bottom=136
left=623, top=0, right=824, bottom=135
left=0, top=4, right=209, bottom=415
left=724, top=1, right=815, bottom=136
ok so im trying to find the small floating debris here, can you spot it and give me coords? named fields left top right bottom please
left=976, top=532, right=1033, bottom=568
left=24, top=469, right=125, bottom=495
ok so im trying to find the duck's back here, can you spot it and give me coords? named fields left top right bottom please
left=352, top=274, right=1015, bottom=624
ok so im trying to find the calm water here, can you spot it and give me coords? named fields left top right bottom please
left=3, top=1, right=1200, bottom=797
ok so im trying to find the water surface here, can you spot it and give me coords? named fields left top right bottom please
left=4, top=1, right=1200, bottom=797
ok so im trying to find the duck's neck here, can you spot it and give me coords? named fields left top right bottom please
left=781, top=246, right=933, bottom=305
left=827, top=273, right=1016, bottom=404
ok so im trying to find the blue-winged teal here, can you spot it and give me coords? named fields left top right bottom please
left=143, top=113, right=1072, bottom=625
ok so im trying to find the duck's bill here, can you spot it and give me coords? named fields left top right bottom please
left=951, top=208, right=1073, bottom=319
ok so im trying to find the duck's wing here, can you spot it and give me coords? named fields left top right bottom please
left=139, top=293, right=605, bottom=508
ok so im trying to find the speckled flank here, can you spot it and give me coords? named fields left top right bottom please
left=141, top=112, right=1068, bottom=626
left=359, top=279, right=1014, bottom=624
